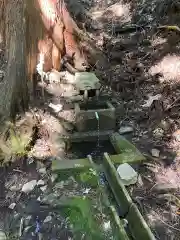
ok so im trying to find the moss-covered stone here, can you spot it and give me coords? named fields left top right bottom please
left=52, top=158, right=91, bottom=172
left=103, top=153, right=132, bottom=215
left=103, top=153, right=155, bottom=240
left=110, top=133, right=146, bottom=163
left=126, top=203, right=156, bottom=240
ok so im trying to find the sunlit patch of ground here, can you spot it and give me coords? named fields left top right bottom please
left=151, top=37, right=167, bottom=47
left=155, top=165, right=180, bottom=189
left=91, top=2, right=132, bottom=24
left=149, top=54, right=180, bottom=82
left=105, top=2, right=132, bottom=22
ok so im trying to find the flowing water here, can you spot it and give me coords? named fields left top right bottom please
left=90, top=112, right=102, bottom=160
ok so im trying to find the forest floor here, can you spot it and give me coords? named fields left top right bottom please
left=0, top=0, right=180, bottom=239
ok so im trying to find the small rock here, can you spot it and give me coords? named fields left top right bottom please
left=43, top=215, right=52, bottom=223
left=8, top=203, right=16, bottom=209
left=83, top=188, right=91, bottom=194
left=40, top=185, right=47, bottom=192
left=37, top=179, right=45, bottom=186
left=119, top=126, right=133, bottom=134
left=117, top=163, right=138, bottom=186
left=9, top=185, right=22, bottom=192
left=153, top=128, right=164, bottom=139
left=0, top=231, right=6, bottom=240
left=21, top=180, right=37, bottom=193
left=38, top=168, right=46, bottom=175
left=28, top=158, right=34, bottom=164
left=151, top=148, right=160, bottom=158
left=122, top=219, right=128, bottom=228
left=51, top=174, right=58, bottom=183
left=159, top=120, right=170, bottom=131
left=48, top=103, right=63, bottom=113
left=37, top=196, right=41, bottom=201
left=103, top=221, right=111, bottom=231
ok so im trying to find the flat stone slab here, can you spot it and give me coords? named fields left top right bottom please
left=110, top=133, right=146, bottom=162
left=52, top=158, right=91, bottom=172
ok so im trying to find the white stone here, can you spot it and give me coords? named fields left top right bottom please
left=153, top=128, right=164, bottom=139
left=0, top=231, right=6, bottom=240
left=37, top=180, right=45, bottom=186
left=21, top=180, right=37, bottom=193
left=8, top=203, right=16, bottom=209
left=51, top=174, right=58, bottom=183
left=83, top=188, right=91, bottom=194
left=48, top=103, right=63, bottom=113
left=43, top=215, right=52, bottom=223
left=37, top=196, right=41, bottom=201
left=119, top=126, right=133, bottom=134
left=151, top=148, right=160, bottom=158
left=38, top=168, right=46, bottom=175
left=9, top=185, right=21, bottom=192
left=40, top=185, right=47, bottom=192
left=122, top=219, right=128, bottom=227
left=103, top=221, right=111, bottom=231
left=117, top=163, right=138, bottom=186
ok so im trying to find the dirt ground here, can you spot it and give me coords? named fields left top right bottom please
left=67, top=0, right=180, bottom=239
left=0, top=0, right=180, bottom=239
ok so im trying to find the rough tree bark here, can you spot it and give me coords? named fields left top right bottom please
left=0, top=0, right=28, bottom=120
left=0, top=0, right=108, bottom=119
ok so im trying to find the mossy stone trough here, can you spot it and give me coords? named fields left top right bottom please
left=53, top=132, right=145, bottom=172
left=52, top=133, right=155, bottom=239
left=74, top=100, right=116, bottom=132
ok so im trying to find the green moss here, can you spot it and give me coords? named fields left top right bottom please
left=63, top=196, right=104, bottom=240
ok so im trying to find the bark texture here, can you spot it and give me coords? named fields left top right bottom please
left=0, top=0, right=107, bottom=119
left=0, top=0, right=28, bottom=119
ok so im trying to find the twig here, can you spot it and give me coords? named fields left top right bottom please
left=165, top=96, right=180, bottom=111
left=145, top=205, right=180, bottom=233
left=149, top=183, right=159, bottom=192
left=156, top=217, right=180, bottom=232
left=19, top=217, right=24, bottom=237
left=13, top=169, right=24, bottom=174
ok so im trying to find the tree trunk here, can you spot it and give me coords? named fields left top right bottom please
left=0, top=0, right=28, bottom=120
left=0, top=0, right=108, bottom=119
